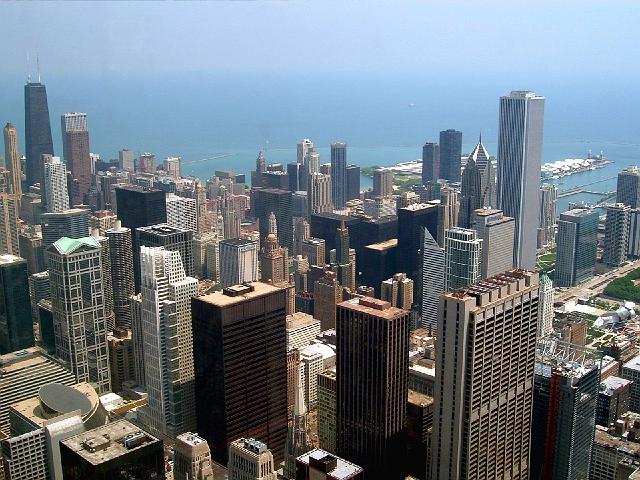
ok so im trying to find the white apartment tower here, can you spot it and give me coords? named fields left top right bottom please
left=166, top=193, right=198, bottom=232
left=444, top=227, right=482, bottom=291
left=421, top=227, right=444, bottom=330
left=43, top=156, right=70, bottom=213
left=497, top=91, right=545, bottom=270
left=138, top=246, right=198, bottom=437
left=219, top=238, right=258, bottom=287
left=307, top=173, right=332, bottom=217
left=47, top=237, right=111, bottom=394
left=471, top=208, right=515, bottom=279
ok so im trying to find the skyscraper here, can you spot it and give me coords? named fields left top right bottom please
left=61, top=113, right=91, bottom=205
left=555, top=208, right=598, bottom=288
left=538, top=273, right=554, bottom=338
left=421, top=142, right=439, bottom=184
left=531, top=340, right=600, bottom=480
left=444, top=227, right=482, bottom=291
left=603, top=203, right=630, bottom=267
left=330, top=142, right=347, bottom=210
left=439, top=129, right=462, bottom=182
left=0, top=255, right=33, bottom=354
left=255, top=188, right=293, bottom=252
left=3, top=123, right=22, bottom=204
left=471, top=208, right=515, bottom=279
left=138, top=246, right=197, bottom=437
left=40, top=208, right=90, bottom=251
left=459, top=157, right=482, bottom=228
left=47, top=237, right=111, bottom=394
left=380, top=272, right=414, bottom=310
left=538, top=184, right=557, bottom=248
left=346, top=164, right=360, bottom=201
left=105, top=220, right=135, bottom=328
left=313, top=271, right=343, bottom=331
left=616, top=166, right=640, bottom=209
left=118, top=149, right=135, bottom=172
left=497, top=91, right=545, bottom=270
left=173, top=432, right=214, bottom=480
left=336, top=297, right=409, bottom=480
left=421, top=227, right=444, bottom=330
left=24, top=81, right=54, bottom=188
left=307, top=173, right=332, bottom=218
left=431, top=270, right=539, bottom=480
left=283, top=371, right=313, bottom=479
left=0, top=169, right=20, bottom=255
left=260, top=233, right=288, bottom=284
left=372, top=168, right=393, bottom=197
left=228, top=438, right=278, bottom=480
left=438, top=186, right=460, bottom=246
left=43, top=156, right=70, bottom=213
left=166, top=193, right=198, bottom=232
left=192, top=283, right=288, bottom=465
left=219, top=238, right=258, bottom=287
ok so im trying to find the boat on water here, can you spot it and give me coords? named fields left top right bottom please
left=541, top=151, right=612, bottom=179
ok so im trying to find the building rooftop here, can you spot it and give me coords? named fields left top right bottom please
left=115, top=184, right=163, bottom=194
left=601, top=376, right=632, bottom=396
left=624, top=354, right=640, bottom=373
left=50, top=236, right=100, bottom=255
left=399, top=203, right=437, bottom=212
left=408, top=389, right=434, bottom=407
left=61, top=419, right=161, bottom=465
left=286, top=312, right=320, bottom=330
left=137, top=223, right=191, bottom=236
left=298, top=449, right=363, bottom=479
left=365, top=238, right=398, bottom=251
left=196, top=281, right=282, bottom=307
left=300, top=342, right=335, bottom=361
left=0, top=254, right=25, bottom=265
left=219, top=237, right=257, bottom=247
left=338, top=296, right=407, bottom=320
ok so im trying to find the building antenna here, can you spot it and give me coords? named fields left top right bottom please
left=27, top=52, right=31, bottom=83
left=37, top=54, right=41, bottom=83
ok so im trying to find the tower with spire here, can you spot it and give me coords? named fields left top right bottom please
left=459, top=135, right=496, bottom=227
left=283, top=366, right=313, bottom=479
left=333, top=221, right=355, bottom=291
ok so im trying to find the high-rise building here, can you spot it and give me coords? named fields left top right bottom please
left=89, top=210, right=117, bottom=235
left=301, top=237, right=325, bottom=267
left=24, top=81, right=54, bottom=188
left=0, top=255, right=33, bottom=354
left=228, top=438, right=278, bottom=480
left=137, top=152, right=156, bottom=173
left=192, top=283, right=288, bottom=465
left=421, top=227, right=444, bottom=331
left=471, top=208, right=514, bottom=279
left=422, top=142, right=439, bottom=184
left=59, top=420, right=165, bottom=480
left=105, top=220, right=134, bottom=328
left=47, top=237, right=111, bottom=394
left=260, top=233, right=288, bottom=284
left=107, top=327, right=136, bottom=394
left=629, top=209, right=640, bottom=258
left=459, top=157, right=482, bottom=228
left=444, top=227, right=482, bottom=291
left=346, top=164, right=360, bottom=201
left=313, top=272, right=343, bottom=331
left=0, top=169, right=20, bottom=255
left=118, top=149, right=135, bottom=172
left=555, top=208, right=598, bottom=288
left=219, top=238, right=258, bottom=287
left=136, top=223, right=194, bottom=285
left=283, top=371, right=313, bottom=479
left=497, top=91, right=545, bottom=270
left=372, top=168, right=393, bottom=197
left=334, top=221, right=355, bottom=291
left=336, top=297, right=409, bottom=480
left=380, top=273, right=414, bottom=310
left=330, top=142, right=347, bottom=210
left=61, top=113, right=91, bottom=205
left=166, top=193, right=197, bottom=232
left=43, top=155, right=69, bottom=213
left=295, top=449, right=363, bottom=480
left=616, top=166, right=640, bottom=209
left=255, top=189, right=293, bottom=253
left=138, top=246, right=197, bottom=437
left=308, top=173, right=333, bottom=218
left=3, top=123, right=22, bottom=204
left=437, top=187, right=460, bottom=246
left=29, top=270, right=50, bottom=325
left=297, top=139, right=316, bottom=165
left=531, top=341, right=600, bottom=480
left=173, top=432, right=214, bottom=480
left=164, top=156, right=181, bottom=178
left=538, top=184, right=557, bottom=248
left=431, top=270, right=539, bottom=480
left=317, top=369, right=337, bottom=454
left=538, top=273, right=554, bottom=338
left=41, top=208, right=90, bottom=252
left=439, top=129, right=463, bottom=182
left=603, top=203, right=630, bottom=267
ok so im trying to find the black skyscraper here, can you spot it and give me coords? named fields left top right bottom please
left=421, top=142, right=439, bottom=184
left=254, top=188, right=293, bottom=252
left=346, top=164, right=361, bottom=200
left=24, top=82, right=54, bottom=187
left=439, top=129, right=462, bottom=182
left=331, top=142, right=347, bottom=209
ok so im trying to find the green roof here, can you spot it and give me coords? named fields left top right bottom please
left=52, top=236, right=100, bottom=255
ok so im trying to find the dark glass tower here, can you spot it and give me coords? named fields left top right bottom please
left=330, top=142, right=347, bottom=209
left=397, top=203, right=438, bottom=295
left=421, top=142, right=439, bottom=184
left=192, top=283, right=288, bottom=465
left=0, top=255, right=34, bottom=354
left=346, top=164, right=360, bottom=201
left=24, top=82, right=54, bottom=188
left=439, top=129, right=462, bottom=182
left=254, top=188, right=293, bottom=252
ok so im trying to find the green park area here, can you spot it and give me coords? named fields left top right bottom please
left=603, top=267, right=640, bottom=302
left=536, top=248, right=556, bottom=277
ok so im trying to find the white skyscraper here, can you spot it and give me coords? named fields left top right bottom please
left=43, top=156, right=70, bottom=213
left=497, top=91, right=545, bottom=270
left=538, top=273, right=554, bottom=337
left=421, top=227, right=444, bottom=330
left=166, top=193, right=198, bottom=232
left=444, top=227, right=482, bottom=291
left=307, top=172, right=332, bottom=217
left=47, top=237, right=111, bottom=394
left=219, top=238, right=258, bottom=287
left=138, top=246, right=198, bottom=437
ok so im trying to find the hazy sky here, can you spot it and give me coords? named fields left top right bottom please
left=2, top=1, right=639, bottom=78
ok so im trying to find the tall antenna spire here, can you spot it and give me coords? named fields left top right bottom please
left=479, top=131, right=482, bottom=144
left=37, top=54, right=41, bottom=83
left=27, top=52, right=31, bottom=83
